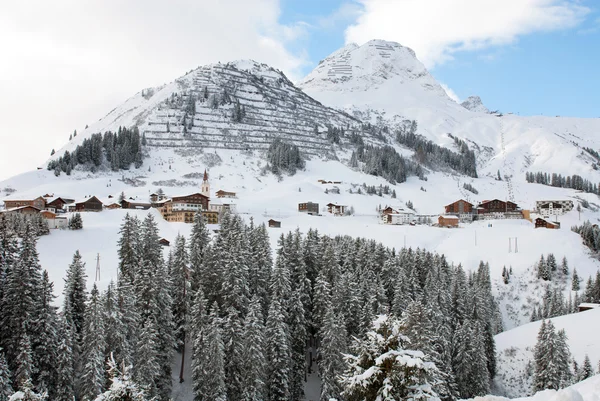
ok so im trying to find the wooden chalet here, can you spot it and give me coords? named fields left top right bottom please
left=445, top=199, right=474, bottom=214
left=105, top=202, right=121, bottom=210
left=382, top=206, right=397, bottom=215
left=158, top=238, right=170, bottom=247
left=75, top=196, right=103, bottom=212
left=477, top=199, right=518, bottom=214
left=3, top=205, right=42, bottom=215
left=121, top=200, right=152, bottom=210
left=438, top=215, right=459, bottom=227
left=326, top=203, right=346, bottom=215
left=47, top=197, right=75, bottom=211
left=215, top=190, right=236, bottom=198
left=40, top=210, right=56, bottom=219
left=4, top=196, right=46, bottom=210
left=534, top=218, right=560, bottom=229
left=298, top=202, right=319, bottom=215
left=268, top=219, right=281, bottom=228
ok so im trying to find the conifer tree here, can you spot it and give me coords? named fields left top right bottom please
left=319, top=304, right=346, bottom=401
left=193, top=307, right=226, bottom=401
left=134, top=317, right=160, bottom=398
left=102, top=282, right=130, bottom=367
left=572, top=269, right=580, bottom=291
left=266, top=298, right=290, bottom=401
left=223, top=306, right=245, bottom=401
left=93, top=355, right=148, bottom=401
left=580, top=355, right=594, bottom=381
left=63, top=250, right=88, bottom=340
left=81, top=284, right=107, bottom=401
left=14, top=331, right=33, bottom=390
left=340, top=315, right=441, bottom=400
left=0, top=351, right=12, bottom=401
left=31, top=271, right=59, bottom=395
left=241, top=296, right=266, bottom=401
left=171, top=234, right=190, bottom=382
left=288, top=290, right=306, bottom=401
left=189, top=212, right=210, bottom=293
left=117, top=214, right=140, bottom=286
left=54, top=321, right=75, bottom=401
left=8, top=379, right=47, bottom=401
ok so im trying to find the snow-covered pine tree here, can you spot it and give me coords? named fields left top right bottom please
left=133, top=316, right=160, bottom=398
left=68, top=213, right=83, bottom=230
left=53, top=319, right=75, bottom=401
left=241, top=296, right=266, bottom=401
left=0, top=350, right=12, bottom=401
left=266, top=298, right=290, bottom=401
left=7, top=379, right=47, bottom=401
left=63, top=250, right=88, bottom=340
left=189, top=212, right=210, bottom=294
left=580, top=354, right=594, bottom=381
left=288, top=289, right=306, bottom=401
left=248, top=221, right=272, bottom=318
left=561, top=257, right=569, bottom=276
left=193, top=307, right=226, bottom=401
left=572, top=268, right=580, bottom=291
left=81, top=284, right=107, bottom=401
left=30, top=271, right=59, bottom=396
left=0, top=224, right=42, bottom=375
left=318, top=303, right=346, bottom=401
left=170, top=234, right=190, bottom=382
left=223, top=306, right=245, bottom=401
left=340, top=314, right=441, bottom=400
left=93, top=355, right=148, bottom=401
left=14, top=331, right=33, bottom=391
left=533, top=320, right=571, bottom=391
left=117, top=214, right=140, bottom=287
left=102, top=282, right=130, bottom=368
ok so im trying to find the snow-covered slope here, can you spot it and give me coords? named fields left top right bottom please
left=57, top=60, right=371, bottom=160
left=493, top=308, right=600, bottom=397
left=299, top=40, right=600, bottom=181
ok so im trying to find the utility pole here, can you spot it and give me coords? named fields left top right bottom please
left=508, top=237, right=512, bottom=253
left=475, top=230, right=477, bottom=246
left=95, top=253, right=101, bottom=282
left=515, top=237, right=518, bottom=253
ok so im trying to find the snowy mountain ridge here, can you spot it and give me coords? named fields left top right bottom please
left=461, top=95, right=491, bottom=114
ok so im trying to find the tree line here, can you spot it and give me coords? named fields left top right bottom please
left=526, top=172, right=600, bottom=195
left=0, top=210, right=503, bottom=400
left=266, top=138, right=305, bottom=175
left=48, top=127, right=144, bottom=176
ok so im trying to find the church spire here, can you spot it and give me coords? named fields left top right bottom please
left=203, top=169, right=208, bottom=181
left=201, top=169, right=210, bottom=198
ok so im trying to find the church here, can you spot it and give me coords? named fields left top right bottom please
left=159, top=169, right=219, bottom=224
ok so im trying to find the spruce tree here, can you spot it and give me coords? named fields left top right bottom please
left=102, top=282, right=130, bottom=367
left=81, top=284, right=107, bottom=401
left=0, top=351, right=12, bottom=401
left=223, top=307, right=245, bottom=401
left=580, top=354, right=594, bottom=381
left=241, top=296, right=266, bottom=401
left=54, top=320, right=75, bottom=401
left=171, top=235, right=190, bottom=382
left=134, top=317, right=160, bottom=398
left=63, top=250, right=88, bottom=340
left=572, top=269, right=580, bottom=292
left=14, top=331, right=33, bottom=390
left=193, top=307, right=226, bottom=401
left=189, top=212, right=210, bottom=294
left=319, top=304, right=346, bottom=401
left=93, top=355, right=148, bottom=401
left=117, top=214, right=140, bottom=286
left=266, top=298, right=290, bottom=401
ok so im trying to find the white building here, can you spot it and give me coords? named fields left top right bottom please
left=535, top=200, right=574, bottom=217
left=381, top=210, right=415, bottom=225
left=209, top=200, right=237, bottom=214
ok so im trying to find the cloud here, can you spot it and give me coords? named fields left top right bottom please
left=440, top=83, right=460, bottom=103
left=0, top=0, right=307, bottom=180
left=344, top=0, right=590, bottom=67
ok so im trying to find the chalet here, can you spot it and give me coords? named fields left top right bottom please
left=438, top=215, right=459, bottom=228
left=534, top=218, right=560, bottom=229
left=158, top=238, right=170, bottom=247
left=382, top=209, right=415, bottom=225
left=202, top=210, right=219, bottom=225
left=382, top=206, right=397, bottom=215
left=2, top=205, right=42, bottom=215
left=150, top=193, right=168, bottom=203
left=268, top=219, right=281, bottom=228
left=104, top=202, right=121, bottom=210
left=161, top=193, right=211, bottom=223
left=75, top=196, right=103, bottom=212
left=4, top=196, right=46, bottom=210
left=40, top=210, right=56, bottom=219
left=477, top=199, right=518, bottom=214
left=326, top=203, right=346, bottom=215
left=445, top=199, right=474, bottom=215
left=578, top=303, right=600, bottom=312
left=536, top=200, right=574, bottom=217
left=121, top=200, right=152, bottom=210
left=209, top=200, right=236, bottom=214
left=298, top=202, right=319, bottom=215
left=47, top=197, right=75, bottom=212
left=215, top=190, right=237, bottom=198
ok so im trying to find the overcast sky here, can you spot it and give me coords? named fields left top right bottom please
left=1, top=0, right=598, bottom=181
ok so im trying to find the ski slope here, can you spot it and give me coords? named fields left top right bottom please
left=493, top=308, right=600, bottom=398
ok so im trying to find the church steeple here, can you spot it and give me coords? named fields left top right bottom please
left=201, top=169, right=210, bottom=197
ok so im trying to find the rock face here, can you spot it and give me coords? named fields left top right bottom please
left=461, top=95, right=490, bottom=113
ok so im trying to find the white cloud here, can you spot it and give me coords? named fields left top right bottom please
left=345, top=0, right=590, bottom=67
left=0, top=0, right=307, bottom=180
left=440, top=83, right=460, bottom=103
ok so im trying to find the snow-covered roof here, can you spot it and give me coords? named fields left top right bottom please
left=2, top=205, right=42, bottom=213
left=439, top=215, right=459, bottom=220
left=578, top=303, right=600, bottom=309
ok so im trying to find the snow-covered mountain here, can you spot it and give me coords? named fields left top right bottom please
left=299, top=39, right=600, bottom=183
left=461, top=95, right=490, bottom=113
